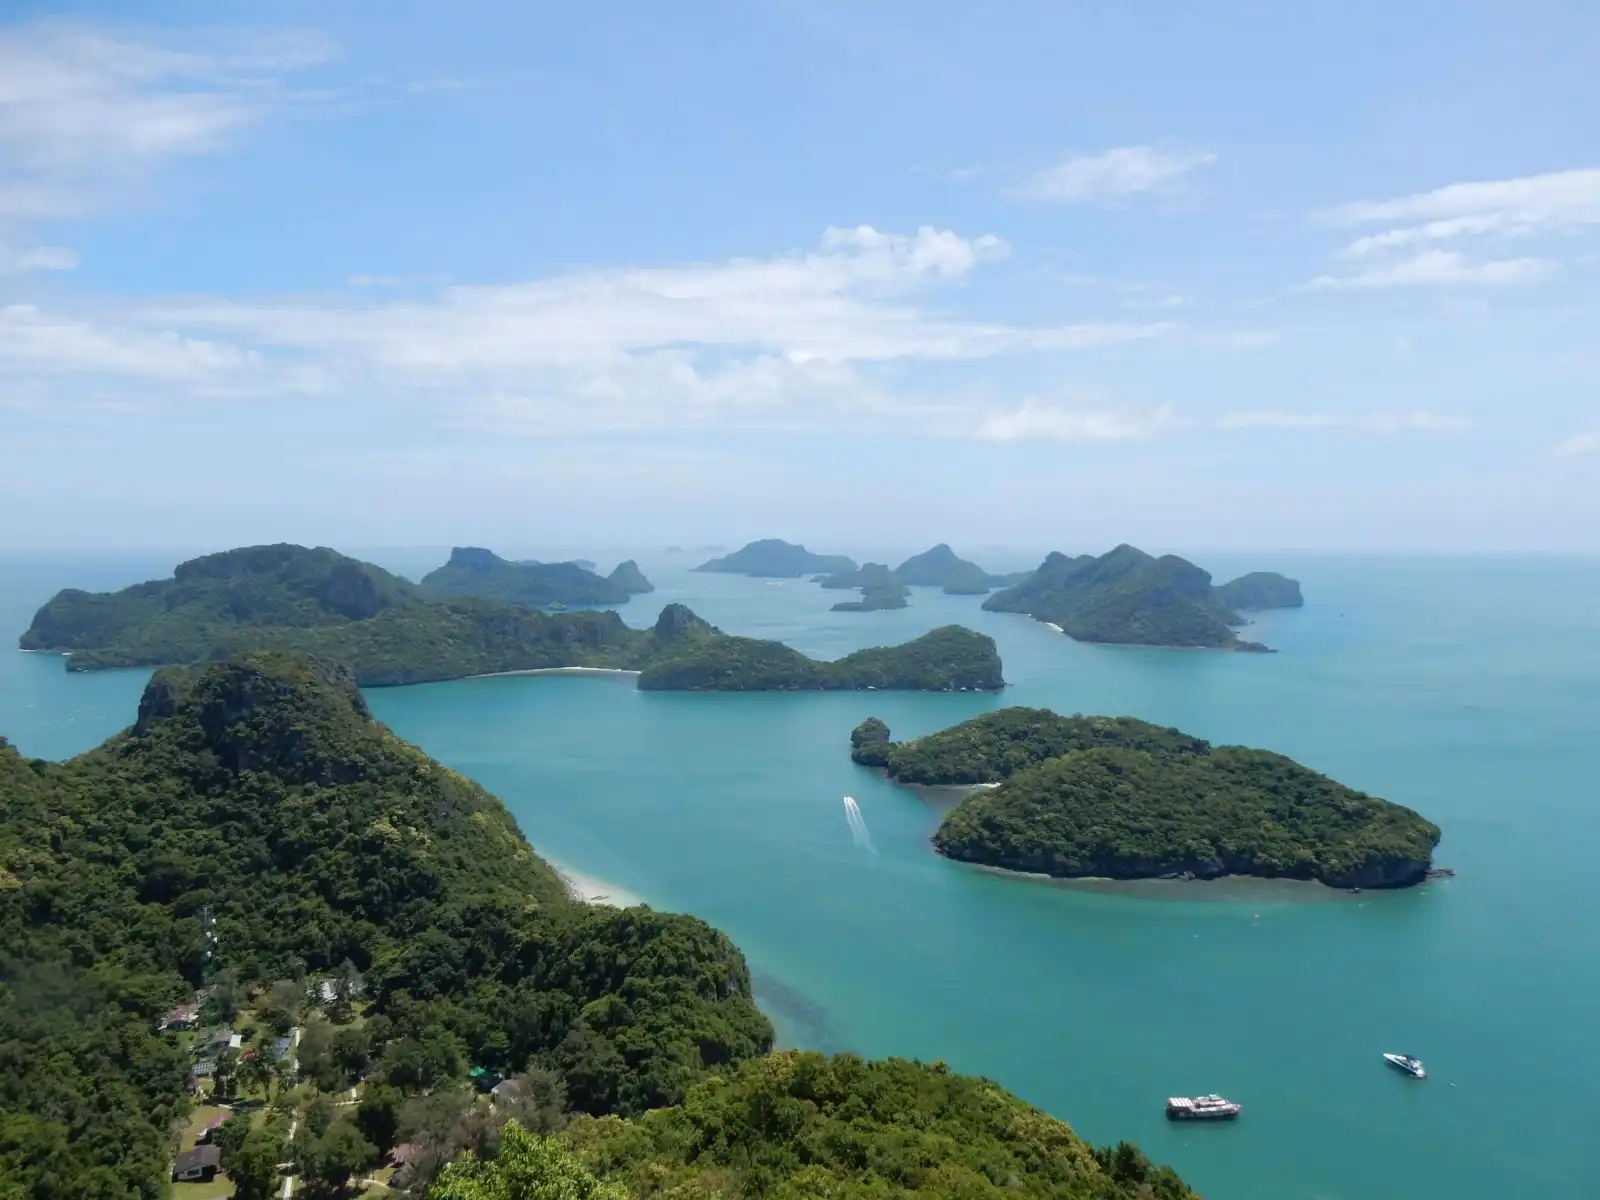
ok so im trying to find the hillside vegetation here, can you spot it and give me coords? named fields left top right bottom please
left=21, top=546, right=1000, bottom=691
left=855, top=710, right=1440, bottom=887
left=851, top=707, right=1209, bottom=782
left=638, top=625, right=1001, bottom=691
left=1, top=657, right=1191, bottom=1200
left=0, top=653, right=771, bottom=1199
left=983, top=545, right=1301, bottom=650
left=419, top=547, right=653, bottom=607
left=567, top=1051, right=1195, bottom=1200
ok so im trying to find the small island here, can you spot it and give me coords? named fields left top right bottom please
left=639, top=622, right=1000, bottom=691
left=851, top=708, right=1440, bottom=888
left=20, top=544, right=1002, bottom=692
left=694, top=538, right=857, bottom=578
left=1214, top=570, right=1303, bottom=610
left=892, top=544, right=1027, bottom=594
left=831, top=585, right=910, bottom=612
left=419, top=546, right=654, bottom=607
left=609, top=558, right=655, bottom=594
left=816, top=563, right=911, bottom=612
left=983, top=544, right=1302, bottom=651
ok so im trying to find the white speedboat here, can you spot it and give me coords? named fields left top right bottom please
left=1383, top=1053, right=1426, bottom=1079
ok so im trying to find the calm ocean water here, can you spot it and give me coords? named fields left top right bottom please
left=4, top=549, right=1597, bottom=1200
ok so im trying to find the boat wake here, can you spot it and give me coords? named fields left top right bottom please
left=842, top=795, right=876, bottom=854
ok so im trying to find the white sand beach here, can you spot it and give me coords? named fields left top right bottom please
left=553, top=861, right=645, bottom=908
left=470, top=666, right=642, bottom=681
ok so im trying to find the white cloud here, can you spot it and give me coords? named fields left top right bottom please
left=1554, top=429, right=1599, bottom=456
left=975, top=400, right=1174, bottom=442
left=1326, top=167, right=1600, bottom=230
left=1307, top=250, right=1556, bottom=290
left=1, top=243, right=77, bottom=273
left=1011, top=145, right=1216, bottom=204
left=0, top=20, right=331, bottom=229
left=0, top=302, right=273, bottom=388
left=1217, top=410, right=1473, bottom=433
left=1323, top=167, right=1600, bottom=267
left=3, top=226, right=1170, bottom=434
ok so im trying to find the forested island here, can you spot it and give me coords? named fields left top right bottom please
left=852, top=708, right=1440, bottom=888
left=637, top=621, right=999, bottom=691
left=419, top=547, right=654, bottom=607
left=816, top=562, right=911, bottom=612
left=1214, top=570, right=1303, bottom=610
left=0, top=653, right=1192, bottom=1200
left=694, top=538, right=856, bottom=577
left=21, top=545, right=999, bottom=691
left=892, top=543, right=1029, bottom=594
left=983, top=544, right=1302, bottom=650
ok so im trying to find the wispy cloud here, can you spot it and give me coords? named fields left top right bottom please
left=1324, top=167, right=1600, bottom=235
left=1010, top=145, right=1216, bottom=205
left=1307, top=249, right=1556, bottom=290
left=968, top=402, right=1477, bottom=443
left=976, top=400, right=1174, bottom=442
left=0, top=20, right=332, bottom=229
left=1218, top=410, right=1474, bottom=433
left=3, top=226, right=1171, bottom=434
left=1317, top=167, right=1600, bottom=285
left=0, top=243, right=78, bottom=273
left=1554, top=428, right=1599, bottom=456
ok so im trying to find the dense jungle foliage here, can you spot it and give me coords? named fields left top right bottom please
left=851, top=708, right=1210, bottom=783
left=899, top=709, right=1440, bottom=886
left=983, top=545, right=1298, bottom=651
left=566, top=1051, right=1196, bottom=1200
left=0, top=653, right=771, bottom=1200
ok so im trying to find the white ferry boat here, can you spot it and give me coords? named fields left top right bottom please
left=1165, top=1093, right=1242, bottom=1120
left=1383, top=1053, right=1426, bottom=1079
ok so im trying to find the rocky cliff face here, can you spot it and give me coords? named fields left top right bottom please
left=934, top=843, right=1433, bottom=890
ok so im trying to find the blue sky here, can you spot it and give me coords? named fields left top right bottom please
left=2, top=1, right=1598, bottom=552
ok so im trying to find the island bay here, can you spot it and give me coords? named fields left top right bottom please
left=2, top=550, right=1595, bottom=1199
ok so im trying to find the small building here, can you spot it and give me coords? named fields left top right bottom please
left=161, top=1004, right=200, bottom=1031
left=190, top=1059, right=216, bottom=1079
left=390, top=1144, right=416, bottom=1167
left=173, top=1145, right=221, bottom=1182
left=269, top=1036, right=293, bottom=1061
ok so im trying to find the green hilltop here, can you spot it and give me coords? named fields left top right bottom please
left=21, top=545, right=1001, bottom=692
left=853, top=708, right=1440, bottom=888
left=983, top=545, right=1301, bottom=650
left=694, top=538, right=857, bottom=577
left=0, top=654, right=1193, bottom=1200
left=419, top=546, right=654, bottom=607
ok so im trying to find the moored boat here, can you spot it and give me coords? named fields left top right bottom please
left=1166, top=1093, right=1242, bottom=1120
left=1383, top=1052, right=1426, bottom=1079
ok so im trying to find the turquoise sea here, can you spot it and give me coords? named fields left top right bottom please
left=3, top=550, right=1598, bottom=1200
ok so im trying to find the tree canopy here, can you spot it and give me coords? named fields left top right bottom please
left=565, top=1051, right=1195, bottom=1200
left=419, top=548, right=653, bottom=608
left=863, top=709, right=1443, bottom=887
left=983, top=545, right=1300, bottom=651
left=0, top=652, right=771, bottom=1200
